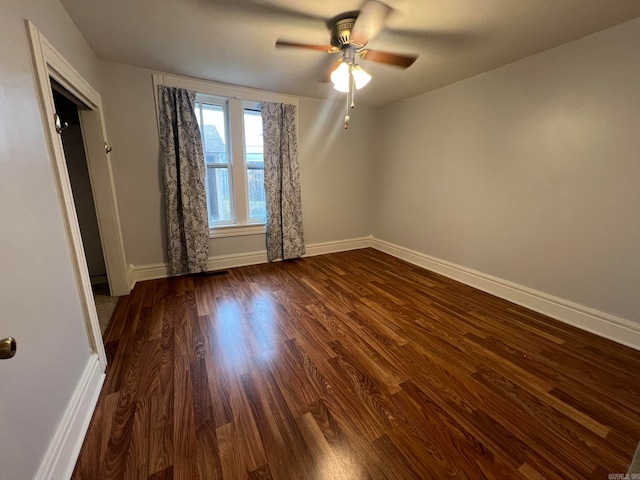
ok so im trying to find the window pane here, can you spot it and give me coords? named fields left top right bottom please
left=247, top=168, right=266, bottom=220
left=244, top=107, right=266, bottom=221
left=243, top=108, right=263, bottom=164
left=207, top=166, right=232, bottom=223
left=200, top=103, right=228, bottom=165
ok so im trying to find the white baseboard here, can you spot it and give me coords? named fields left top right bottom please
left=304, top=236, right=372, bottom=256
left=131, top=261, right=170, bottom=284
left=371, top=237, right=640, bottom=351
left=36, top=354, right=105, bottom=480
left=206, top=249, right=268, bottom=271
left=126, top=264, right=135, bottom=291
left=129, top=236, right=371, bottom=286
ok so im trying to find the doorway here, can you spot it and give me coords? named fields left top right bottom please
left=28, top=21, right=131, bottom=372
left=51, top=84, right=118, bottom=337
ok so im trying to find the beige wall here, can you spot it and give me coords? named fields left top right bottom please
left=0, top=1, right=101, bottom=478
left=298, top=95, right=375, bottom=244
left=99, top=61, right=377, bottom=267
left=374, top=18, right=640, bottom=322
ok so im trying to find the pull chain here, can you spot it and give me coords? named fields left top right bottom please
left=344, top=89, right=349, bottom=129
left=344, top=65, right=356, bottom=129
left=350, top=67, right=356, bottom=109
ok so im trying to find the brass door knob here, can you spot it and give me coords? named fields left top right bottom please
left=0, top=337, right=16, bottom=359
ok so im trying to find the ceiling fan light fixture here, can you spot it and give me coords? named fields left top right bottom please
left=275, top=1, right=418, bottom=130
left=331, top=62, right=351, bottom=92
left=351, top=65, right=371, bottom=89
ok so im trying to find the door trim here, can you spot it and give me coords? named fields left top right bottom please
left=27, top=21, right=128, bottom=370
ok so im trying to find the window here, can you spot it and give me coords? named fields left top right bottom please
left=155, top=73, right=297, bottom=235
left=194, top=96, right=266, bottom=230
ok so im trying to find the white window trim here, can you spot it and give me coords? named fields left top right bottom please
left=209, top=223, right=266, bottom=238
left=153, top=73, right=298, bottom=108
left=152, top=72, right=299, bottom=237
left=227, top=97, right=248, bottom=224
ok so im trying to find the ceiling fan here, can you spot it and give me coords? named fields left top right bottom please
left=275, top=1, right=417, bottom=128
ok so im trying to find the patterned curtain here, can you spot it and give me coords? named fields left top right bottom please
left=261, top=102, right=305, bottom=262
left=158, top=86, right=209, bottom=274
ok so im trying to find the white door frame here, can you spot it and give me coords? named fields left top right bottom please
left=27, top=22, right=129, bottom=371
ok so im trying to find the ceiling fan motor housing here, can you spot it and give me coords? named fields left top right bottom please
left=331, top=17, right=358, bottom=48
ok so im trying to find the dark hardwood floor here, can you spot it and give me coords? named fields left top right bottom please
left=72, top=248, right=640, bottom=479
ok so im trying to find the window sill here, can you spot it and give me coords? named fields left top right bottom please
left=209, top=224, right=266, bottom=238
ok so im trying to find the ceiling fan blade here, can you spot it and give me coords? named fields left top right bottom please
left=351, top=1, right=392, bottom=45
left=360, top=49, right=417, bottom=68
left=275, top=40, right=332, bottom=52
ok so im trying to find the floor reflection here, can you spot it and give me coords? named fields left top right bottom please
left=212, top=290, right=281, bottom=373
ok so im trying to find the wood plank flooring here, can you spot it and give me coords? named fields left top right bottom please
left=72, top=248, right=640, bottom=479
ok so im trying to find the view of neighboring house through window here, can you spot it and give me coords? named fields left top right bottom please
left=195, top=96, right=266, bottom=228
left=196, top=101, right=232, bottom=223
left=243, top=107, right=266, bottom=221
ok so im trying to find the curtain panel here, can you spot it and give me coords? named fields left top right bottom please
left=261, top=102, right=305, bottom=262
left=158, top=86, right=209, bottom=274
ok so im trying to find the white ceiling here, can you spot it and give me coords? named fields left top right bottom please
left=61, top=0, right=640, bottom=107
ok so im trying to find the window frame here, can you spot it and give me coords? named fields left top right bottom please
left=153, top=73, right=298, bottom=238
left=195, top=98, right=235, bottom=227
left=242, top=102, right=267, bottom=223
